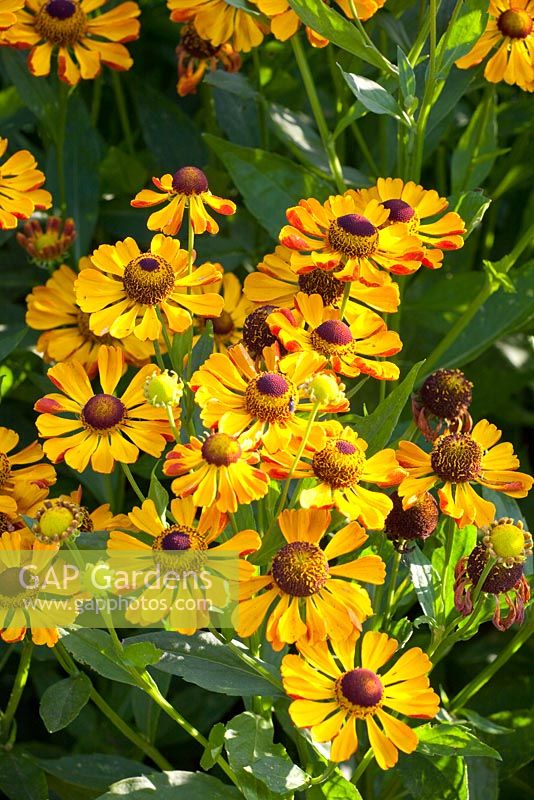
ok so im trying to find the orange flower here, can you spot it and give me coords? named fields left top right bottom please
left=0, top=137, right=51, bottom=229
left=0, top=427, right=56, bottom=516
left=176, top=21, right=241, bottom=96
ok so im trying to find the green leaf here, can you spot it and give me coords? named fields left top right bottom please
left=190, top=320, right=215, bottom=373
left=200, top=722, right=226, bottom=770
left=436, top=0, right=489, bottom=74
left=451, top=92, right=497, bottom=195
left=33, top=754, right=154, bottom=792
left=39, top=673, right=92, bottom=733
left=95, top=771, right=242, bottom=799
left=480, top=487, right=528, bottom=527
left=225, top=712, right=307, bottom=799
left=60, top=629, right=139, bottom=686
left=398, top=752, right=468, bottom=800
left=0, top=51, right=55, bottom=123
left=346, top=361, right=424, bottom=453
left=0, top=753, right=48, bottom=800
left=340, top=69, right=405, bottom=122
left=486, top=709, right=534, bottom=778
left=148, top=465, right=169, bottom=520
left=458, top=709, right=512, bottom=736
left=405, top=545, right=437, bottom=620
left=132, top=82, right=207, bottom=172
left=416, top=723, right=502, bottom=759
left=126, top=631, right=284, bottom=697
left=287, top=0, right=395, bottom=72
left=204, top=71, right=258, bottom=98
left=431, top=523, right=477, bottom=618
left=450, top=190, right=491, bottom=237
left=123, top=641, right=163, bottom=670
left=466, top=757, right=499, bottom=800
left=100, top=146, right=148, bottom=196
left=397, top=46, right=416, bottom=104
left=0, top=327, right=27, bottom=362
left=205, top=134, right=332, bottom=239
left=308, top=773, right=363, bottom=799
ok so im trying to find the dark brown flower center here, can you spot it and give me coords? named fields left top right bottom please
left=314, top=319, right=353, bottom=346
left=271, top=541, right=329, bottom=596
left=81, top=394, right=126, bottom=432
left=0, top=452, right=10, bottom=489
left=180, top=21, right=220, bottom=58
left=123, top=253, right=175, bottom=305
left=430, top=433, right=482, bottom=483
left=498, top=8, right=532, bottom=38
left=242, top=305, right=277, bottom=358
left=385, top=491, right=439, bottom=542
left=328, top=214, right=378, bottom=259
left=0, top=512, right=15, bottom=533
left=35, top=0, right=86, bottom=45
left=212, top=310, right=234, bottom=336
left=245, top=372, right=297, bottom=423
left=381, top=198, right=415, bottom=223
left=172, top=166, right=209, bottom=195
left=312, top=439, right=365, bottom=488
left=420, top=368, right=473, bottom=420
left=467, top=543, right=524, bottom=595
left=338, top=668, right=383, bottom=707
left=201, top=433, right=242, bottom=466
left=298, top=269, right=345, bottom=306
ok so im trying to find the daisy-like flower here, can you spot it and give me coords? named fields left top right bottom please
left=454, top=517, right=532, bottom=630
left=2, top=0, right=141, bottom=86
left=0, top=427, right=56, bottom=515
left=163, top=431, right=269, bottom=513
left=267, top=292, right=402, bottom=381
left=281, top=630, right=440, bottom=767
left=396, top=420, right=534, bottom=528
left=108, top=497, right=260, bottom=631
left=74, top=234, right=224, bottom=341
left=235, top=508, right=385, bottom=649
left=456, top=0, right=534, bottom=92
left=34, top=346, right=179, bottom=474
left=412, top=368, right=473, bottom=442
left=190, top=343, right=346, bottom=453
left=0, top=529, right=78, bottom=646
left=26, top=263, right=153, bottom=378
left=385, top=491, right=439, bottom=551
left=176, top=21, right=241, bottom=96
left=195, top=269, right=252, bottom=352
left=263, top=423, right=406, bottom=529
left=168, top=0, right=264, bottom=53
left=350, top=178, right=466, bottom=269
left=244, top=245, right=401, bottom=319
left=17, top=215, right=76, bottom=267
left=280, top=194, right=424, bottom=285
left=0, top=0, right=24, bottom=31
left=252, top=0, right=383, bottom=45
left=0, top=137, right=52, bottom=230
left=131, top=166, right=236, bottom=236
left=31, top=487, right=132, bottom=543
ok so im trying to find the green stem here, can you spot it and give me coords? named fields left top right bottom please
left=351, top=747, right=375, bottom=785
left=53, top=643, right=171, bottom=771
left=165, top=403, right=181, bottom=443
left=155, top=307, right=178, bottom=373
left=1, top=640, right=33, bottom=744
left=449, top=617, right=534, bottom=712
left=211, top=630, right=283, bottom=693
left=187, top=206, right=195, bottom=277
left=310, top=762, right=338, bottom=785
left=153, top=338, right=166, bottom=371
left=346, top=375, right=369, bottom=400
left=382, top=551, right=401, bottom=626
left=407, top=0, right=438, bottom=180
left=121, top=462, right=146, bottom=504
left=91, top=75, right=103, bottom=127
left=350, top=121, right=380, bottom=177
left=228, top=512, right=239, bottom=535
left=111, top=72, right=134, bottom=155
left=339, top=282, right=352, bottom=318
left=55, top=82, right=71, bottom=215
left=347, top=0, right=397, bottom=77
left=274, top=400, right=320, bottom=518
left=291, top=35, right=345, bottom=193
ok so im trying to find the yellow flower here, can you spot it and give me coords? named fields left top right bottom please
left=396, top=419, right=534, bottom=528
left=0, top=0, right=23, bottom=31
left=168, top=0, right=264, bottom=53
left=190, top=343, right=346, bottom=453
left=108, top=497, right=260, bottom=631
left=176, top=21, right=241, bottom=96
left=281, top=630, right=440, bottom=767
left=267, top=292, right=402, bottom=381
left=163, top=431, right=269, bottom=513
left=0, top=137, right=52, bottom=229
left=456, top=0, right=534, bottom=92
left=26, top=262, right=153, bottom=378
left=244, top=245, right=400, bottom=317
left=252, top=0, right=384, bottom=46
left=0, top=530, right=79, bottom=647
left=0, top=427, right=56, bottom=516
left=280, top=193, right=424, bottom=284
left=1, top=0, right=140, bottom=85
left=34, top=346, right=179, bottom=474
left=131, top=166, right=237, bottom=236
left=195, top=269, right=253, bottom=352
left=235, top=508, right=385, bottom=649
left=74, top=234, right=224, bottom=341
left=17, top=215, right=76, bottom=267
left=263, top=422, right=406, bottom=528
left=350, top=178, right=466, bottom=269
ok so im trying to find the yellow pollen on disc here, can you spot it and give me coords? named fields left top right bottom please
left=271, top=541, right=329, bottom=596
left=489, top=523, right=526, bottom=559
left=34, top=0, right=87, bottom=46
left=244, top=372, right=297, bottom=423
left=312, top=439, right=365, bottom=488
left=0, top=452, right=10, bottom=488
left=328, top=214, right=379, bottom=259
left=39, top=507, right=74, bottom=539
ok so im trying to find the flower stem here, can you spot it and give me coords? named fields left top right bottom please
left=153, top=338, right=166, bottom=371
left=120, top=462, right=146, bottom=504
left=275, top=400, right=321, bottom=518
left=53, top=642, right=171, bottom=771
left=165, top=404, right=181, bottom=443
left=407, top=0, right=438, bottom=181
left=339, top=282, right=352, bottom=318
left=351, top=747, right=375, bottom=785
left=291, top=35, right=345, bottom=194
left=449, top=616, right=534, bottom=712
left=111, top=72, right=134, bottom=155
left=382, top=550, right=401, bottom=626
left=0, top=639, right=33, bottom=744
left=187, top=206, right=195, bottom=277
left=55, top=81, right=71, bottom=215
left=347, top=0, right=397, bottom=77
